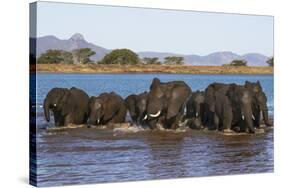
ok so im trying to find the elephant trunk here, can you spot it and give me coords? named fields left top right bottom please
left=195, top=103, right=201, bottom=118
left=241, top=105, right=255, bottom=133
left=43, top=98, right=50, bottom=122
left=261, top=104, right=270, bottom=126
left=89, top=112, right=100, bottom=125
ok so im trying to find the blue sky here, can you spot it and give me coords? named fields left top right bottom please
left=36, top=1, right=274, bottom=56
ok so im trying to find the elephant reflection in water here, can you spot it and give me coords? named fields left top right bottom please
left=144, top=133, right=187, bottom=178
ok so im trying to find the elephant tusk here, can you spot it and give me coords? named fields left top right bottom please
left=53, top=103, right=57, bottom=107
left=97, top=119, right=100, bottom=124
left=252, top=115, right=255, bottom=120
left=196, top=112, right=199, bottom=117
left=32, top=105, right=43, bottom=108
left=143, top=114, right=148, bottom=120
left=242, top=115, right=245, bottom=120
left=149, top=111, right=161, bottom=117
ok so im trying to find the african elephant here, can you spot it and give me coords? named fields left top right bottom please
left=226, top=84, right=255, bottom=133
left=185, top=91, right=206, bottom=129
left=125, top=91, right=148, bottom=126
left=205, top=83, right=255, bottom=133
left=43, top=87, right=89, bottom=127
left=244, top=81, right=271, bottom=127
left=205, top=83, right=230, bottom=130
left=145, top=78, right=192, bottom=129
left=88, top=92, right=127, bottom=126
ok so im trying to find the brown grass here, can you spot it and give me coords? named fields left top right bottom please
left=33, top=64, right=273, bottom=74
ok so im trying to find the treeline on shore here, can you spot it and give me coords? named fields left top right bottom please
left=35, top=48, right=274, bottom=67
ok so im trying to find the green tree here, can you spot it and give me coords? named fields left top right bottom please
left=73, top=48, right=96, bottom=64
left=266, top=57, right=274, bottom=67
left=164, top=56, right=184, bottom=65
left=37, top=50, right=64, bottom=64
left=100, top=49, right=139, bottom=65
left=229, top=59, right=247, bottom=66
left=61, top=51, right=74, bottom=64
left=37, top=49, right=75, bottom=64
left=143, top=57, right=161, bottom=65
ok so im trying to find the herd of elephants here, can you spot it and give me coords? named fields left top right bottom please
left=43, top=77, right=273, bottom=134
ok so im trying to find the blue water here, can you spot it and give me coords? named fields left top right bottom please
left=34, top=73, right=274, bottom=187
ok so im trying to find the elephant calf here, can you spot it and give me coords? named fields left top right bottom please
left=43, top=87, right=89, bottom=127
left=186, top=91, right=206, bottom=130
left=125, top=91, right=148, bottom=126
left=88, top=92, right=127, bottom=126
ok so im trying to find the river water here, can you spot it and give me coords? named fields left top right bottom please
left=34, top=73, right=274, bottom=187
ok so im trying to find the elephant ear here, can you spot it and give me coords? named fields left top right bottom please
left=150, top=78, right=161, bottom=90
left=102, top=95, right=120, bottom=121
left=226, top=85, right=237, bottom=103
left=166, top=88, right=185, bottom=119
left=126, top=95, right=137, bottom=118
left=257, top=81, right=262, bottom=90
left=88, top=96, right=96, bottom=109
left=59, top=89, right=72, bottom=116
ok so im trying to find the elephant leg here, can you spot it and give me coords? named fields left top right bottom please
left=54, top=111, right=64, bottom=127
left=83, top=113, right=89, bottom=124
left=107, top=116, right=120, bottom=124
left=108, top=107, right=127, bottom=124
left=213, top=114, right=219, bottom=130
left=64, top=114, right=73, bottom=126
left=253, top=110, right=261, bottom=128
left=207, top=111, right=216, bottom=130
left=222, top=113, right=233, bottom=133
left=171, top=111, right=185, bottom=129
left=148, top=119, right=158, bottom=129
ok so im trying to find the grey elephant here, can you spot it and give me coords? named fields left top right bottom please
left=244, top=81, right=272, bottom=128
left=205, top=83, right=256, bottom=133
left=88, top=92, right=127, bottom=126
left=125, top=91, right=148, bottom=126
left=204, top=83, right=230, bottom=130
left=226, top=84, right=256, bottom=133
left=145, top=78, right=192, bottom=129
left=43, top=87, right=89, bottom=127
left=186, top=91, right=206, bottom=130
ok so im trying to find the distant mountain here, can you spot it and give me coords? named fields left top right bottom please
left=34, top=33, right=270, bottom=66
left=138, top=51, right=186, bottom=61
left=140, top=51, right=270, bottom=66
left=35, top=33, right=109, bottom=61
left=241, top=53, right=270, bottom=66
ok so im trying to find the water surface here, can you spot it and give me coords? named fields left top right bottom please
left=34, top=73, right=274, bottom=187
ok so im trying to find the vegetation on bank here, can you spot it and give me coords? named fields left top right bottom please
left=37, top=48, right=95, bottom=64
left=99, top=49, right=139, bottom=65
left=36, top=48, right=274, bottom=68
left=267, top=57, right=274, bottom=67
left=33, top=64, right=273, bottom=74
left=223, top=59, right=248, bottom=66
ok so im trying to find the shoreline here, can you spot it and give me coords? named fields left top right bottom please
left=32, top=64, right=273, bottom=74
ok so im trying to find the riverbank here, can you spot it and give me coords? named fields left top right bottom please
left=33, top=64, right=273, bottom=74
